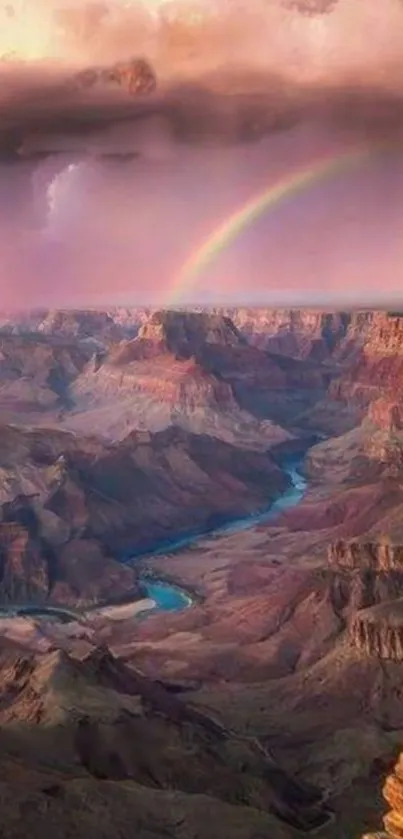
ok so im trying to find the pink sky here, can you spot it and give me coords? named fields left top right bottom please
left=1, top=0, right=403, bottom=309
left=1, top=119, right=403, bottom=309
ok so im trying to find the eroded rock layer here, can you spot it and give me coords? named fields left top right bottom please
left=351, top=601, right=403, bottom=661
left=363, top=752, right=403, bottom=839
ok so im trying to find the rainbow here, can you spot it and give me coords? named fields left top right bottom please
left=169, top=144, right=392, bottom=305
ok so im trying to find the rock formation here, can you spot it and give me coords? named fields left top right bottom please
left=2, top=305, right=403, bottom=839
left=328, top=540, right=403, bottom=661
left=330, top=312, right=403, bottom=412
left=0, top=490, right=139, bottom=608
left=67, top=309, right=313, bottom=445
left=383, top=755, right=403, bottom=839
left=135, top=309, right=244, bottom=356
left=217, top=307, right=350, bottom=360
left=0, top=643, right=332, bottom=838
left=363, top=752, right=403, bottom=838
left=351, top=600, right=403, bottom=661
left=329, top=541, right=403, bottom=573
left=0, top=421, right=289, bottom=605
left=36, top=309, right=121, bottom=344
left=329, top=538, right=403, bottom=613
left=0, top=332, right=91, bottom=420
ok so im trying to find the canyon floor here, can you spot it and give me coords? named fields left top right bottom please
left=1, top=306, right=403, bottom=838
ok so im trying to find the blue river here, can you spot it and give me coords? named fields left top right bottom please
left=0, top=454, right=307, bottom=622
left=139, top=453, right=307, bottom=613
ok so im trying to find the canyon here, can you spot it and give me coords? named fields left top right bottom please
left=1, top=306, right=403, bottom=837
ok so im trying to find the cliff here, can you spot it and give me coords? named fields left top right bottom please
left=363, top=752, right=403, bottom=838
left=327, top=540, right=403, bottom=660
left=331, top=313, right=403, bottom=414
left=351, top=600, right=403, bottom=661
left=328, top=541, right=403, bottom=661
left=68, top=309, right=309, bottom=447
left=0, top=422, right=290, bottom=606
left=37, top=309, right=122, bottom=344
left=0, top=332, right=91, bottom=421
left=328, top=541, right=403, bottom=573
left=383, top=754, right=403, bottom=839
left=0, top=493, right=139, bottom=608
left=0, top=644, right=331, bottom=838
left=0, top=309, right=333, bottom=440
left=219, top=307, right=350, bottom=360
left=134, top=309, right=244, bottom=357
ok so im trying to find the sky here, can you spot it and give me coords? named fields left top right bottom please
left=1, top=0, right=403, bottom=309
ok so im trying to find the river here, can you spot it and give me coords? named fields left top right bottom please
left=0, top=453, right=307, bottom=623
left=140, top=452, right=307, bottom=611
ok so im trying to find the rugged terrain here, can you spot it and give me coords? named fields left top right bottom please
left=62, top=309, right=327, bottom=445
left=0, top=422, right=289, bottom=606
left=363, top=749, right=403, bottom=838
left=1, top=306, right=403, bottom=837
left=0, top=643, right=334, bottom=839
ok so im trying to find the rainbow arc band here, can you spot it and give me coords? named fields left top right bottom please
left=171, top=143, right=397, bottom=304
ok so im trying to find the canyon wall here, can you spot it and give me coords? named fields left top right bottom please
left=351, top=602, right=403, bottom=661
left=363, top=752, right=403, bottom=839
left=331, top=312, right=403, bottom=412
left=217, top=307, right=351, bottom=359
left=329, top=541, right=403, bottom=573
left=329, top=540, right=403, bottom=662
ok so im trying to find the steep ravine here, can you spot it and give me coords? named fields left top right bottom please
left=0, top=453, right=308, bottom=622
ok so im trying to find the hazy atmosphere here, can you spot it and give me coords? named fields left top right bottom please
left=4, top=7, right=403, bottom=839
left=1, top=0, right=403, bottom=307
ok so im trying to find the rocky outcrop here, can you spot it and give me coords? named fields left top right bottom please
left=0, top=422, right=290, bottom=606
left=325, top=541, right=403, bottom=655
left=0, top=309, right=334, bottom=438
left=330, top=542, right=403, bottom=661
left=132, top=310, right=245, bottom=358
left=330, top=313, right=403, bottom=415
left=366, top=313, right=403, bottom=357
left=363, top=752, right=403, bottom=838
left=68, top=309, right=306, bottom=446
left=329, top=541, right=403, bottom=573
left=351, top=600, right=403, bottom=660
left=383, top=754, right=403, bottom=839
left=335, top=309, right=376, bottom=360
left=0, top=644, right=332, bottom=837
left=218, top=307, right=350, bottom=360
left=368, top=399, right=403, bottom=433
left=0, top=332, right=91, bottom=419
left=37, top=309, right=121, bottom=345
left=0, top=492, right=139, bottom=608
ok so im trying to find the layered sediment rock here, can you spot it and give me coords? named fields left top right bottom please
left=363, top=752, right=403, bottom=838
left=368, top=399, right=403, bottom=433
left=37, top=309, right=121, bottom=344
left=216, top=307, right=350, bottom=360
left=0, top=422, right=289, bottom=606
left=329, top=541, right=403, bottom=660
left=134, top=310, right=244, bottom=357
left=69, top=309, right=314, bottom=445
left=0, top=644, right=332, bottom=837
left=332, top=540, right=403, bottom=661
left=331, top=313, right=403, bottom=413
left=351, top=601, right=403, bottom=661
left=329, top=541, right=403, bottom=573
left=0, top=494, right=139, bottom=608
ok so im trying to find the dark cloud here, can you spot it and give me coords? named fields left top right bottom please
left=1, top=0, right=403, bottom=309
